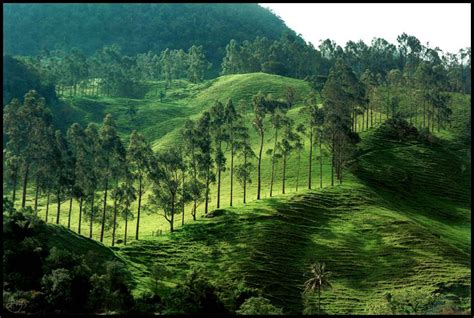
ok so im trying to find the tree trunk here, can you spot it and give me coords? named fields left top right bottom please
left=136, top=174, right=143, bottom=240
left=367, top=107, right=370, bottom=130
left=243, top=152, right=247, bottom=204
left=21, top=163, right=30, bottom=208
left=112, top=193, right=118, bottom=247
left=362, top=111, right=365, bottom=132
left=437, top=107, right=441, bottom=132
left=319, top=137, right=323, bottom=189
left=431, top=104, right=435, bottom=132
left=89, top=195, right=94, bottom=239
left=45, top=192, right=50, bottom=222
left=205, top=169, right=210, bottom=213
left=217, top=165, right=221, bottom=208
left=296, top=152, right=301, bottom=192
left=100, top=177, right=108, bottom=243
left=370, top=101, right=373, bottom=128
left=270, top=127, right=278, bottom=197
left=282, top=154, right=287, bottom=194
left=170, top=194, right=175, bottom=233
left=257, top=131, right=264, bottom=200
left=67, top=193, right=73, bottom=229
left=124, top=211, right=128, bottom=245
left=308, top=128, right=313, bottom=189
left=331, top=140, right=335, bottom=187
left=423, top=100, right=426, bottom=128
left=230, top=146, right=234, bottom=207
left=78, top=196, right=83, bottom=235
left=192, top=200, right=197, bottom=221
left=414, top=101, right=418, bottom=128
left=56, top=191, right=61, bottom=224
left=182, top=171, right=185, bottom=226
left=34, top=180, right=39, bottom=215
left=11, top=172, right=17, bottom=206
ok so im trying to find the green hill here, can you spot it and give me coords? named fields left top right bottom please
left=116, top=128, right=470, bottom=314
left=7, top=71, right=470, bottom=314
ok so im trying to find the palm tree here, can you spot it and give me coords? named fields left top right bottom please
left=304, top=262, right=332, bottom=314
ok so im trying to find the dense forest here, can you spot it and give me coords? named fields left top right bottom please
left=3, top=3, right=471, bottom=316
left=3, top=3, right=291, bottom=76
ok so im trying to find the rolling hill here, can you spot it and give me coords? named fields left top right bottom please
left=6, top=72, right=471, bottom=314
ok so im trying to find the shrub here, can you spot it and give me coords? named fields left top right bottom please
left=41, top=268, right=73, bottom=311
left=163, top=267, right=228, bottom=315
left=377, top=116, right=419, bottom=142
left=365, top=288, right=440, bottom=314
left=236, top=296, right=283, bottom=315
left=418, top=127, right=440, bottom=146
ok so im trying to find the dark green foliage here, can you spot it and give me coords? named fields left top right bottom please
left=163, top=267, right=228, bottom=315
left=236, top=296, right=284, bottom=315
left=2, top=205, right=133, bottom=315
left=377, top=117, right=419, bottom=142
left=88, top=261, right=134, bottom=314
left=3, top=55, right=57, bottom=106
left=4, top=4, right=290, bottom=76
left=129, top=291, right=163, bottom=315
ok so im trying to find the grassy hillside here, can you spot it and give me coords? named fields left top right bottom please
left=116, top=129, right=470, bottom=314
left=5, top=72, right=470, bottom=314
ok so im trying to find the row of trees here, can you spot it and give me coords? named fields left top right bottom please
left=19, top=44, right=212, bottom=99
left=4, top=91, right=153, bottom=244
left=3, top=59, right=370, bottom=237
left=3, top=56, right=457, bottom=240
left=220, top=33, right=471, bottom=94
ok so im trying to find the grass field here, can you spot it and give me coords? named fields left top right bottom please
left=4, top=72, right=471, bottom=314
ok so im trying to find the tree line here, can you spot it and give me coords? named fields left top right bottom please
left=221, top=32, right=471, bottom=94
left=15, top=44, right=212, bottom=99
left=3, top=56, right=459, bottom=241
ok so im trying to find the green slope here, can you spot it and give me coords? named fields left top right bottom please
left=116, top=129, right=470, bottom=314
left=8, top=72, right=470, bottom=314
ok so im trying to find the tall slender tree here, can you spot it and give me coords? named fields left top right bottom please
left=84, top=123, right=101, bottom=239
left=209, top=101, right=227, bottom=209
left=98, top=114, right=126, bottom=243
left=300, top=92, right=325, bottom=190
left=252, top=92, right=267, bottom=200
left=127, top=130, right=153, bottom=240
left=67, top=123, right=89, bottom=235
left=294, top=124, right=306, bottom=192
left=149, top=147, right=188, bottom=233
left=182, top=120, right=204, bottom=221
left=195, top=112, right=215, bottom=214
left=268, top=107, right=286, bottom=197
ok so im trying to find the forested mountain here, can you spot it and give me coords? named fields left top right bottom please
left=3, top=3, right=292, bottom=75
left=2, top=3, right=471, bottom=316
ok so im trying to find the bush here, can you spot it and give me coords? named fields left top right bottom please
left=129, top=291, right=163, bottom=315
left=41, top=268, right=73, bottom=311
left=418, top=127, right=440, bottom=146
left=163, top=267, right=228, bottom=315
left=365, top=288, right=439, bottom=314
left=377, top=116, right=419, bottom=142
left=236, top=296, right=283, bottom=315
left=220, top=280, right=261, bottom=313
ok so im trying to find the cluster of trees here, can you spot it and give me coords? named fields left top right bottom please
left=12, top=44, right=211, bottom=100
left=4, top=91, right=153, bottom=244
left=3, top=59, right=371, bottom=236
left=3, top=200, right=287, bottom=315
left=4, top=4, right=290, bottom=76
left=3, top=203, right=135, bottom=315
left=221, top=33, right=471, bottom=94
